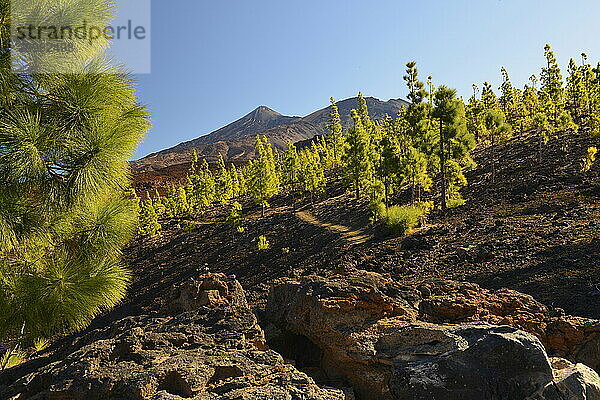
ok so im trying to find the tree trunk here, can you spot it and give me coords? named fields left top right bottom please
left=384, top=179, right=389, bottom=208
left=439, top=119, right=447, bottom=212
left=261, top=202, right=265, bottom=218
left=491, top=133, right=496, bottom=184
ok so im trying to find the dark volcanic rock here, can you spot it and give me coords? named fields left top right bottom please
left=0, top=274, right=344, bottom=400
left=266, top=270, right=600, bottom=400
left=388, top=324, right=553, bottom=400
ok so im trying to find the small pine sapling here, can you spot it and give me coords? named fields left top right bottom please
left=257, top=235, right=270, bottom=250
left=581, top=147, right=598, bottom=173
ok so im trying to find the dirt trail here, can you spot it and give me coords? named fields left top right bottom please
left=295, top=209, right=370, bottom=245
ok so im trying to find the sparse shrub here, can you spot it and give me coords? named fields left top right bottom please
left=447, top=197, right=466, bottom=209
left=581, top=147, right=598, bottom=173
left=382, top=205, right=428, bottom=235
left=257, top=236, right=270, bottom=250
left=374, top=201, right=433, bottom=233
left=236, top=226, right=246, bottom=233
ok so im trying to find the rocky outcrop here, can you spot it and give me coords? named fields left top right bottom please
left=536, top=358, right=600, bottom=399
left=0, top=274, right=345, bottom=400
left=418, top=280, right=600, bottom=372
left=266, top=270, right=600, bottom=400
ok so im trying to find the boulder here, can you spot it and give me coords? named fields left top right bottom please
left=535, top=358, right=600, bottom=400
left=388, top=324, right=553, bottom=400
left=418, top=279, right=600, bottom=371
left=266, top=270, right=600, bottom=400
left=0, top=274, right=345, bottom=400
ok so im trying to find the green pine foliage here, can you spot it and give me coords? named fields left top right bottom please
left=344, top=109, right=376, bottom=199
left=152, top=189, right=167, bottom=217
left=432, top=86, right=476, bottom=211
left=249, top=136, right=280, bottom=216
left=175, top=186, right=190, bottom=216
left=257, top=235, right=270, bottom=250
left=298, top=149, right=326, bottom=204
left=281, top=142, right=301, bottom=188
left=225, top=202, right=245, bottom=232
left=326, top=98, right=346, bottom=164
left=467, top=85, right=486, bottom=142
left=187, top=159, right=216, bottom=212
left=214, top=154, right=234, bottom=203
left=484, top=110, right=512, bottom=182
left=0, top=0, right=150, bottom=348
left=139, top=196, right=161, bottom=236
left=581, top=147, right=598, bottom=173
left=540, top=44, right=565, bottom=129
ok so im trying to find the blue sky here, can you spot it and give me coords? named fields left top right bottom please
left=132, top=0, right=600, bottom=159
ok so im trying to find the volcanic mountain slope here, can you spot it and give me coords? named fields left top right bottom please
left=2, top=130, right=600, bottom=400
left=122, top=129, right=600, bottom=320
left=132, top=96, right=408, bottom=175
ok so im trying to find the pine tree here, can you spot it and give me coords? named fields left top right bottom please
left=214, top=154, right=233, bottom=203
left=499, top=68, right=522, bottom=131
left=312, top=136, right=336, bottom=172
left=522, top=78, right=542, bottom=131
left=225, top=201, right=245, bottom=232
left=356, top=93, right=384, bottom=200
left=404, top=62, right=432, bottom=148
left=566, top=58, right=588, bottom=128
left=466, top=84, right=486, bottom=142
left=0, top=0, right=150, bottom=346
left=175, top=186, right=190, bottom=216
left=230, top=164, right=241, bottom=198
left=236, top=164, right=249, bottom=196
left=540, top=44, right=565, bottom=128
left=162, top=184, right=178, bottom=217
left=378, top=116, right=401, bottom=206
left=357, top=92, right=373, bottom=131
left=484, top=110, right=512, bottom=183
left=343, top=110, right=375, bottom=199
left=579, top=53, right=596, bottom=125
left=298, top=149, right=326, bottom=204
left=432, top=86, right=475, bottom=211
left=249, top=136, right=280, bottom=217
left=326, top=98, right=346, bottom=164
left=482, top=82, right=500, bottom=111
left=139, top=196, right=161, bottom=236
left=152, top=189, right=167, bottom=217
left=399, top=146, right=432, bottom=203
left=399, top=62, right=434, bottom=202
left=187, top=159, right=216, bottom=212
left=445, top=160, right=469, bottom=207
left=282, top=142, right=301, bottom=202
left=533, top=112, right=551, bottom=162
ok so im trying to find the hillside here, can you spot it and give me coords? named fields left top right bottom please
left=3, top=129, right=600, bottom=400
left=120, top=129, right=600, bottom=319
left=132, top=97, right=408, bottom=177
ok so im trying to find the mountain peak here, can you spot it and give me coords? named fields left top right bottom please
left=247, top=106, right=283, bottom=122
